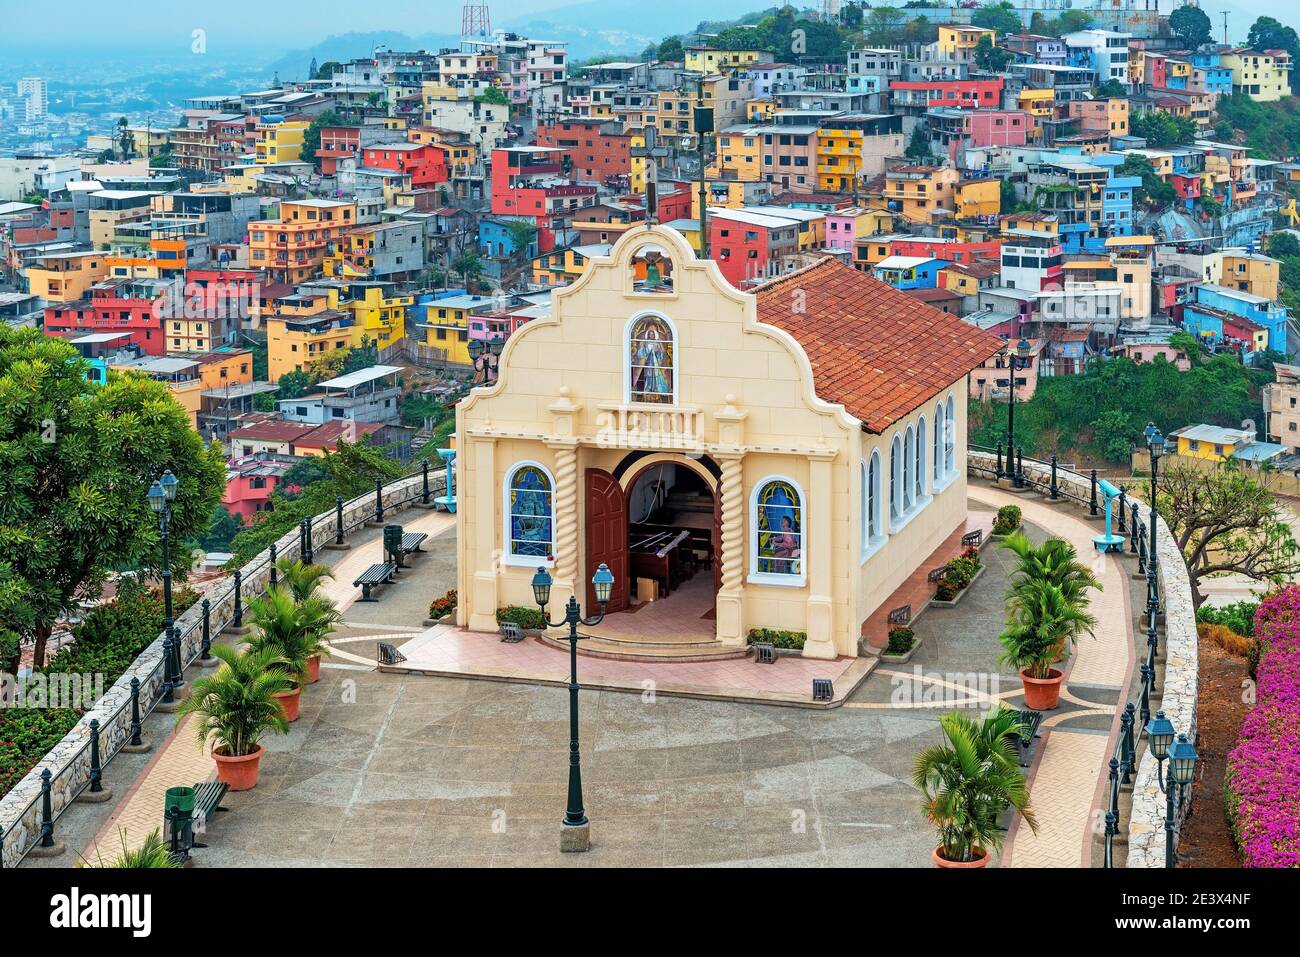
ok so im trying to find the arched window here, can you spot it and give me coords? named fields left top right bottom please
left=889, top=435, right=902, bottom=522
left=864, top=450, right=883, bottom=556
left=752, top=477, right=804, bottom=583
left=915, top=416, right=927, bottom=501
left=933, top=402, right=944, bottom=484
left=627, top=313, right=676, bottom=405
left=945, top=393, right=956, bottom=475
left=903, top=427, right=915, bottom=512
left=504, top=462, right=554, bottom=566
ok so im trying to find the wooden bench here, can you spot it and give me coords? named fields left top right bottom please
left=353, top=562, right=396, bottom=601
left=166, top=780, right=229, bottom=858
left=1012, top=709, right=1043, bottom=767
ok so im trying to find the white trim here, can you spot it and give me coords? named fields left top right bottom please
left=861, top=451, right=886, bottom=562
left=944, top=391, right=957, bottom=478
left=748, top=474, right=808, bottom=587
left=502, top=459, right=556, bottom=569
left=622, top=309, right=680, bottom=407
left=889, top=433, right=902, bottom=524
left=915, top=414, right=928, bottom=500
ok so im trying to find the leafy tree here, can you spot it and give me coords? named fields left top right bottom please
left=657, top=37, right=685, bottom=61
left=300, top=109, right=342, bottom=171
left=505, top=219, right=538, bottom=259
left=905, top=125, right=932, bottom=161
left=1170, top=5, right=1213, bottom=51
left=840, top=2, right=864, bottom=30
left=1031, top=9, right=1093, bottom=37
left=115, top=116, right=134, bottom=161
left=314, top=61, right=341, bottom=81
left=1117, top=154, right=1177, bottom=207
left=1269, top=231, right=1300, bottom=259
left=1248, top=17, right=1300, bottom=60
left=0, top=328, right=226, bottom=666
left=1130, top=109, right=1197, bottom=148
left=476, top=86, right=510, bottom=107
left=974, top=34, right=1010, bottom=72
left=865, top=6, right=906, bottom=46
left=453, top=248, right=484, bottom=288
left=276, top=369, right=312, bottom=400
left=1158, top=461, right=1300, bottom=609
left=200, top=504, right=243, bottom=553
left=1096, top=79, right=1127, bottom=99
left=970, top=2, right=1022, bottom=37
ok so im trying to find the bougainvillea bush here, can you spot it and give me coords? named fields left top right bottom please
left=1224, top=587, right=1300, bottom=867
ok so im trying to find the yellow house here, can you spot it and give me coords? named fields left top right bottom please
left=1171, top=424, right=1256, bottom=462
left=955, top=179, right=1000, bottom=220
left=709, top=128, right=763, bottom=182
left=254, top=118, right=309, bottom=164
left=453, top=225, right=1002, bottom=658
left=265, top=310, right=355, bottom=382
left=684, top=48, right=765, bottom=74
left=419, top=292, right=493, bottom=364
left=816, top=127, right=864, bottom=192
left=747, top=99, right=777, bottom=122
left=531, top=242, right=613, bottom=288
left=937, top=25, right=996, bottom=61
left=1221, top=49, right=1289, bottom=102
left=1220, top=250, right=1280, bottom=301
left=885, top=166, right=959, bottom=224
left=24, top=251, right=110, bottom=302
left=1018, top=88, right=1055, bottom=139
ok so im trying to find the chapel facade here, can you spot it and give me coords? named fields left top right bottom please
left=454, top=225, right=1002, bottom=658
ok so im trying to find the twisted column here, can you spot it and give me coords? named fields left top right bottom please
left=551, top=444, right=579, bottom=587
left=719, top=454, right=744, bottom=595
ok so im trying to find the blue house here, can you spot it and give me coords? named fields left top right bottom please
left=872, top=256, right=950, bottom=290
left=479, top=217, right=539, bottom=260
left=1183, top=283, right=1288, bottom=356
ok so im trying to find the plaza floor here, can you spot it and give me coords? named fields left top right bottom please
left=26, top=482, right=1136, bottom=869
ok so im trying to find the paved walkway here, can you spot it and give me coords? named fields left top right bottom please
left=967, top=485, right=1134, bottom=869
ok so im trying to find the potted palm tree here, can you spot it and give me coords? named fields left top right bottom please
left=999, top=578, right=1097, bottom=709
left=275, top=558, right=340, bottom=682
left=913, top=708, right=1038, bottom=868
left=1001, top=534, right=1101, bottom=607
left=247, top=587, right=316, bottom=720
left=176, top=645, right=292, bottom=790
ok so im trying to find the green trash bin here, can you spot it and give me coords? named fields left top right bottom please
left=164, top=786, right=196, bottom=856
left=384, top=523, right=405, bottom=567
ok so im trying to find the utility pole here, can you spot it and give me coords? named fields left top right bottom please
left=1223, top=11, right=1230, bottom=46
left=695, top=74, right=713, bottom=259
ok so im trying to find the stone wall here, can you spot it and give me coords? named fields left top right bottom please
left=0, top=470, right=446, bottom=868
left=967, top=449, right=1199, bottom=869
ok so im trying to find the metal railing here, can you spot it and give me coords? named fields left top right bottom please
left=0, top=462, right=447, bottom=868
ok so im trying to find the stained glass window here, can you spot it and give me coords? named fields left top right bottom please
left=755, top=479, right=802, bottom=577
left=628, top=315, right=675, bottom=404
left=507, top=464, right=553, bottom=560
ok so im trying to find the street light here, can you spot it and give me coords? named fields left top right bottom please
left=148, top=471, right=181, bottom=703
left=1002, top=337, right=1033, bottom=488
left=1146, top=709, right=1176, bottom=792
left=468, top=335, right=503, bottom=386
left=532, top=562, right=615, bottom=853
left=1165, top=732, right=1199, bottom=868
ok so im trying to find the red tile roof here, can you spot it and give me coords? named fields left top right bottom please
left=296, top=420, right=385, bottom=450
left=754, top=258, right=1004, bottom=434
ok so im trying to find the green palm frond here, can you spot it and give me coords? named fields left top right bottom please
left=176, top=644, right=292, bottom=756
left=275, top=557, right=334, bottom=602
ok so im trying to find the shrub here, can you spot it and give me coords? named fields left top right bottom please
left=887, top=627, right=916, bottom=655
left=1196, top=622, right=1255, bottom=659
left=746, top=628, right=806, bottom=650
left=1195, top=600, right=1259, bottom=639
left=1223, top=587, right=1300, bottom=867
left=934, top=579, right=958, bottom=601
left=496, top=605, right=545, bottom=630
left=992, top=505, right=1022, bottom=536
left=429, top=589, right=457, bottom=619
left=945, top=554, right=981, bottom=590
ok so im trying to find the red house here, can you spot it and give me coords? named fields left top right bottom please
left=316, top=126, right=363, bottom=175
left=708, top=209, right=801, bottom=288
left=361, top=142, right=449, bottom=189
left=534, top=118, right=633, bottom=186
left=890, top=238, right=1001, bottom=266
left=890, top=78, right=1004, bottom=110
left=43, top=279, right=171, bottom=356
left=222, top=454, right=296, bottom=521
left=490, top=146, right=598, bottom=253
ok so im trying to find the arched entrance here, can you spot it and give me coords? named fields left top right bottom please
left=582, top=454, right=721, bottom=647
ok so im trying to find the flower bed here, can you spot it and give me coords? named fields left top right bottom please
left=1223, top=588, right=1300, bottom=867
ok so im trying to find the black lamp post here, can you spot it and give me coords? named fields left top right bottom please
left=467, top=335, right=502, bottom=386
left=1142, top=422, right=1165, bottom=625
left=1146, top=709, right=1175, bottom=792
left=148, top=470, right=180, bottom=702
left=1165, top=732, right=1199, bottom=868
left=1002, top=337, right=1033, bottom=488
left=532, top=562, right=615, bottom=852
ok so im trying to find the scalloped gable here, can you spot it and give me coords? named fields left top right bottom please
left=754, top=258, right=1005, bottom=434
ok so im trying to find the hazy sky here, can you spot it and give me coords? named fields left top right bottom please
left=0, top=0, right=1287, bottom=52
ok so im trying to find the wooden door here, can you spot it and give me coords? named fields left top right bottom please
left=713, top=486, right=723, bottom=592
left=585, top=468, right=628, bottom=613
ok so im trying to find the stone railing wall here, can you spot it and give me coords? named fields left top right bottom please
left=967, top=449, right=1199, bottom=868
left=0, top=469, right=446, bottom=868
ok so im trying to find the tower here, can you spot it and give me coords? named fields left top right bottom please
left=462, top=2, right=491, bottom=40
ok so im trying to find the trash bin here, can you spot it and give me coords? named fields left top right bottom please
left=164, top=786, right=196, bottom=855
left=383, top=523, right=405, bottom=566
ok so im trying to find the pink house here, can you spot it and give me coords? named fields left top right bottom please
left=825, top=208, right=869, bottom=251
left=222, top=454, right=296, bottom=521
left=1123, top=342, right=1191, bottom=371
left=967, top=110, right=1030, bottom=148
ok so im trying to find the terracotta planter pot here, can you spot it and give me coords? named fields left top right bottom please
left=273, top=686, right=301, bottom=722
left=306, top=653, right=322, bottom=684
left=1020, top=668, right=1065, bottom=710
left=213, top=745, right=264, bottom=791
left=932, top=847, right=989, bottom=868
